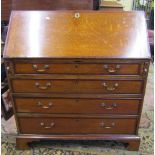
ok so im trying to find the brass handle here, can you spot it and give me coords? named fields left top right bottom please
left=100, top=122, right=115, bottom=129
left=40, top=122, right=55, bottom=129
left=35, top=82, right=51, bottom=90
left=37, top=102, right=53, bottom=109
left=32, top=64, right=49, bottom=73
left=102, top=82, right=118, bottom=91
left=101, top=103, right=117, bottom=109
left=104, top=65, right=120, bottom=73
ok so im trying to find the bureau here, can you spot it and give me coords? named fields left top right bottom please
left=4, top=11, right=150, bottom=151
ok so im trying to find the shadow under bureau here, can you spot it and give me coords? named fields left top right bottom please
left=4, top=11, right=151, bottom=151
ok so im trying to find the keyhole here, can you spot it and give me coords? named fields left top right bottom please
left=75, top=119, right=79, bottom=122
left=75, top=99, right=79, bottom=103
left=75, top=64, right=78, bottom=68
left=75, top=80, right=79, bottom=84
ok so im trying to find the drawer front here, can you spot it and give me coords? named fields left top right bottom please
left=18, top=117, right=137, bottom=134
left=12, top=79, right=143, bottom=94
left=14, top=63, right=140, bottom=75
left=15, top=98, right=140, bottom=114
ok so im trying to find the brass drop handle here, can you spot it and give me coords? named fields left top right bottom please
left=37, top=101, right=53, bottom=109
left=40, top=122, right=55, bottom=129
left=35, top=82, right=51, bottom=90
left=104, top=65, right=120, bottom=73
left=101, top=103, right=117, bottom=109
left=100, top=122, right=115, bottom=129
left=32, top=64, right=49, bottom=73
left=102, top=82, right=118, bottom=91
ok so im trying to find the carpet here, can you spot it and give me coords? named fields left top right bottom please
left=1, top=64, right=154, bottom=155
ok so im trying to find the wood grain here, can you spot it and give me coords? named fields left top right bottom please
left=2, top=0, right=99, bottom=21
left=12, top=0, right=96, bottom=10
left=11, top=79, right=143, bottom=94
left=14, top=98, right=140, bottom=114
left=4, top=11, right=150, bottom=59
left=18, top=117, right=137, bottom=134
left=4, top=11, right=150, bottom=151
left=14, top=62, right=140, bottom=75
left=1, top=0, right=12, bottom=21
left=16, top=134, right=140, bottom=150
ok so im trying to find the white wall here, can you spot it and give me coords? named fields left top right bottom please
left=103, top=0, right=134, bottom=11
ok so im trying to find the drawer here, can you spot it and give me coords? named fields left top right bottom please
left=14, top=63, right=140, bottom=75
left=18, top=117, right=137, bottom=134
left=14, top=98, right=140, bottom=114
left=12, top=79, right=143, bottom=94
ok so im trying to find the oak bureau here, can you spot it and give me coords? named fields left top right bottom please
left=4, top=11, right=151, bottom=150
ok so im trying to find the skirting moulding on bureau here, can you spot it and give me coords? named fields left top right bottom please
left=4, top=10, right=151, bottom=151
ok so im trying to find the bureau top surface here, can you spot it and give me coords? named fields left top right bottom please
left=4, top=11, right=150, bottom=59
